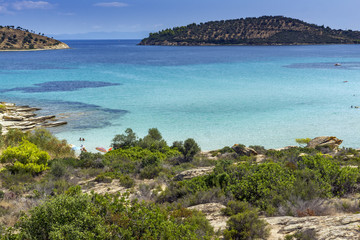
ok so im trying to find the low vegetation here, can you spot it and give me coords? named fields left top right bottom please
left=0, top=127, right=359, bottom=239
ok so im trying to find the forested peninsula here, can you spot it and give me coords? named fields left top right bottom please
left=0, top=26, right=69, bottom=51
left=139, top=16, right=360, bottom=46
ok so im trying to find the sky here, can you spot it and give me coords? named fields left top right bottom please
left=0, top=0, right=359, bottom=39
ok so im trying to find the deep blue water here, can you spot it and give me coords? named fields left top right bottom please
left=1, top=40, right=360, bottom=151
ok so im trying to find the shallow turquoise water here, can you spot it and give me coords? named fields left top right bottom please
left=1, top=40, right=360, bottom=151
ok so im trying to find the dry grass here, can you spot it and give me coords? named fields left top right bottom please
left=278, top=196, right=360, bottom=217
left=0, top=197, right=41, bottom=228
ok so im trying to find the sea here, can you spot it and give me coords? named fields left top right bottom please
left=1, top=40, right=360, bottom=152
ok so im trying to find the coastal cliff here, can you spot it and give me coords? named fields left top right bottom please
left=139, top=16, right=360, bottom=46
left=0, top=26, right=69, bottom=50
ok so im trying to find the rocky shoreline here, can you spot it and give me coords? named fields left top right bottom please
left=0, top=102, right=67, bottom=134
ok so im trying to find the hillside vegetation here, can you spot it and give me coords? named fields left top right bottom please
left=0, top=128, right=359, bottom=239
left=139, top=16, right=360, bottom=46
left=0, top=26, right=69, bottom=50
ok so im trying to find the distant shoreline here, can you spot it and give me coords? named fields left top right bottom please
left=0, top=47, right=70, bottom=52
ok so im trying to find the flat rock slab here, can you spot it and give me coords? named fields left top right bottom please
left=174, top=166, right=215, bottom=181
left=0, top=102, right=67, bottom=134
left=266, top=214, right=360, bottom=240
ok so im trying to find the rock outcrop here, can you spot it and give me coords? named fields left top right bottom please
left=307, top=136, right=343, bottom=153
left=266, top=214, right=360, bottom=240
left=0, top=102, right=67, bottom=134
left=188, top=203, right=228, bottom=232
left=232, top=144, right=258, bottom=156
left=174, top=166, right=215, bottom=181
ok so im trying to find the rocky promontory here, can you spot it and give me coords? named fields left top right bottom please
left=0, top=102, right=67, bottom=134
left=0, top=26, right=69, bottom=51
left=139, top=16, right=360, bottom=46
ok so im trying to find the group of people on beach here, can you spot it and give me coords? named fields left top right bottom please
left=79, top=137, right=87, bottom=151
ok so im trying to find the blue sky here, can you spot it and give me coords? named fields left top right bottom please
left=0, top=0, right=359, bottom=39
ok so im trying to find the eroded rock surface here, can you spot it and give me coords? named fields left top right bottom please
left=0, top=102, right=67, bottom=134
left=266, top=214, right=360, bottom=240
left=174, top=166, right=215, bottom=181
left=188, top=203, right=228, bottom=232
left=232, top=144, right=258, bottom=156
left=307, top=136, right=343, bottom=152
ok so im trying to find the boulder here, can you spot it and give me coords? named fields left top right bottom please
left=232, top=144, right=258, bottom=156
left=307, top=136, right=343, bottom=151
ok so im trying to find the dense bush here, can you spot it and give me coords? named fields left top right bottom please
left=158, top=153, right=360, bottom=215
left=111, top=128, right=138, bottom=149
left=78, top=152, right=104, bottom=168
left=173, top=138, right=201, bottom=162
left=223, top=201, right=270, bottom=240
left=5, top=188, right=214, bottom=239
left=0, top=140, right=50, bottom=174
left=27, top=129, right=74, bottom=158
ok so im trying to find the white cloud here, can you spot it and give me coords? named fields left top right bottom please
left=0, top=2, right=12, bottom=14
left=12, top=1, right=52, bottom=10
left=94, top=2, right=128, bottom=7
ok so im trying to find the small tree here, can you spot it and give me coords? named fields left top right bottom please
left=138, top=128, right=168, bottom=151
left=111, top=128, right=138, bottom=149
left=295, top=138, right=311, bottom=147
left=182, top=138, right=201, bottom=161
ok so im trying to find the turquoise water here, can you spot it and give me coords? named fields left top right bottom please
left=1, top=40, right=360, bottom=151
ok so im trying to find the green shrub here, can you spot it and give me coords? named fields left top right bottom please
left=299, top=154, right=360, bottom=196
left=0, top=140, right=50, bottom=174
left=78, top=152, right=104, bottom=168
left=118, top=174, right=135, bottom=188
left=227, top=162, right=295, bottom=213
left=140, top=165, right=163, bottom=179
left=0, top=104, right=6, bottom=112
left=138, top=128, right=169, bottom=152
left=222, top=201, right=253, bottom=217
left=5, top=189, right=213, bottom=239
left=95, top=173, right=113, bottom=183
left=219, top=146, right=235, bottom=154
left=295, top=138, right=311, bottom=147
left=9, top=188, right=110, bottom=239
left=249, top=145, right=267, bottom=154
left=111, top=128, right=138, bottom=149
left=28, top=129, right=74, bottom=159
left=223, top=206, right=269, bottom=240
left=292, top=168, right=332, bottom=200
left=3, top=129, right=28, bottom=147
left=50, top=161, right=66, bottom=178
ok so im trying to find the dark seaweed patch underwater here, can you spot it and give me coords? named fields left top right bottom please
left=0, top=81, right=120, bottom=93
